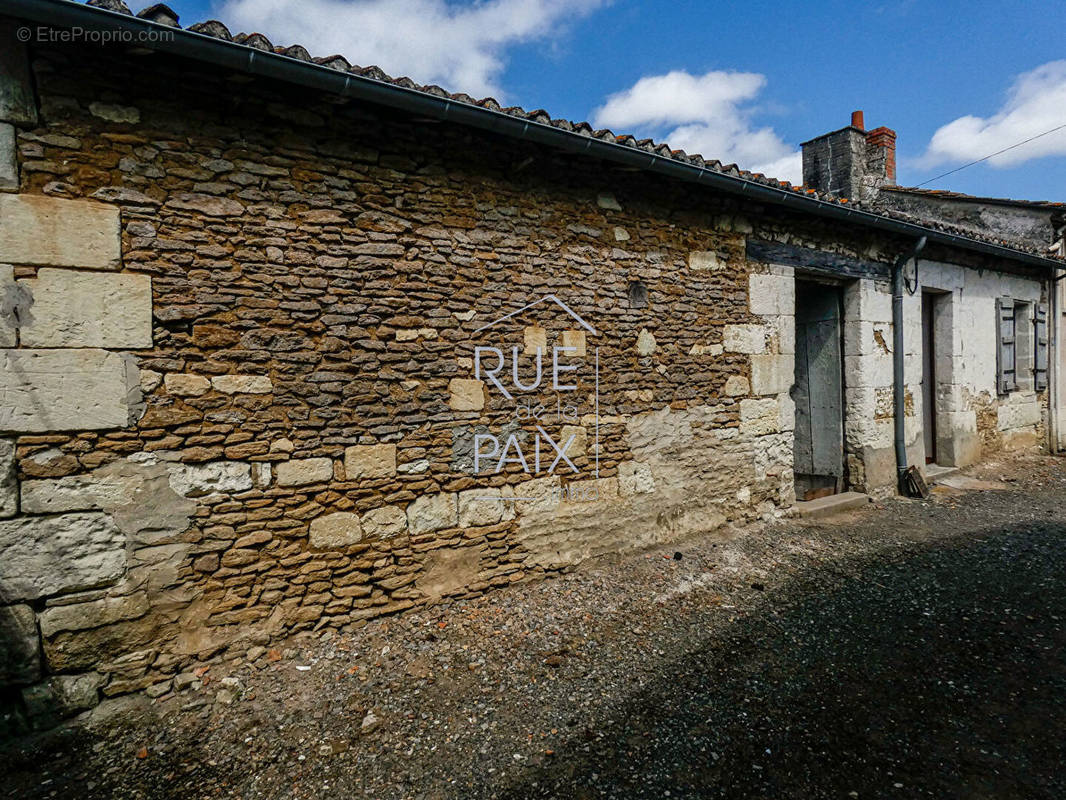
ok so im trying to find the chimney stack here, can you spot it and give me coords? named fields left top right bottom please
left=801, top=111, right=896, bottom=202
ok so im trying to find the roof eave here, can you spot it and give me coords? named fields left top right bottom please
left=4, top=0, right=1063, bottom=275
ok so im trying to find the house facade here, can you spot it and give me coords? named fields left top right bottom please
left=0, top=1, right=1060, bottom=727
left=802, top=112, right=1066, bottom=458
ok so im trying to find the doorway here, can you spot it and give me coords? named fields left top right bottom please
left=921, top=292, right=938, bottom=464
left=793, top=281, right=845, bottom=500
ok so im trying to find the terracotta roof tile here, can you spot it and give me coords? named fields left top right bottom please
left=187, top=20, right=233, bottom=41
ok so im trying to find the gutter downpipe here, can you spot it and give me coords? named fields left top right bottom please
left=893, top=236, right=927, bottom=494
left=1052, top=266, right=1064, bottom=454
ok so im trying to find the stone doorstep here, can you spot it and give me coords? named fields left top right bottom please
left=925, top=463, right=960, bottom=483
left=794, top=491, right=873, bottom=518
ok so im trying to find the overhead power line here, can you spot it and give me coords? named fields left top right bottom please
left=914, top=122, right=1066, bottom=188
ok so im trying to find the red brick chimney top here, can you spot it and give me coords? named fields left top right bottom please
left=851, top=110, right=865, bottom=130
left=865, top=126, right=897, bottom=183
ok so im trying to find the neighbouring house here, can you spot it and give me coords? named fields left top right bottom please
left=801, top=110, right=1066, bottom=456
left=0, top=0, right=1061, bottom=728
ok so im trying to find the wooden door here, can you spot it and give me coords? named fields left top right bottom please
left=794, top=282, right=844, bottom=497
left=921, top=293, right=937, bottom=464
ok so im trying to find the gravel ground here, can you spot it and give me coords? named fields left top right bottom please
left=2, top=454, right=1065, bottom=800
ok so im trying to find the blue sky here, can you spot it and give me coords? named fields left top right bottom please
left=147, top=0, right=1066, bottom=200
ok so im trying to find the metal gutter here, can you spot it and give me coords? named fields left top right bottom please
left=4, top=0, right=1063, bottom=274
left=892, top=237, right=927, bottom=495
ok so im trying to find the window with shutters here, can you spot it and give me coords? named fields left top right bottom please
left=996, top=299, right=1049, bottom=395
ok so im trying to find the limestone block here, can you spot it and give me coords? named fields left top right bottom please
left=17, top=269, right=152, bottom=348
left=750, top=354, right=793, bottom=396
left=44, top=623, right=157, bottom=675
left=998, top=398, right=1041, bottom=430
left=524, top=325, right=546, bottom=355
left=39, top=592, right=149, bottom=637
left=844, top=353, right=893, bottom=389
left=449, top=378, right=485, bottom=411
left=844, top=322, right=886, bottom=356
left=772, top=317, right=796, bottom=355
left=344, top=443, right=397, bottom=480
left=723, top=324, right=767, bottom=354
left=636, top=329, right=656, bottom=356
left=211, top=375, right=272, bottom=394
left=689, top=250, right=724, bottom=271
left=49, top=672, right=106, bottom=715
left=167, top=461, right=253, bottom=496
left=361, top=505, right=407, bottom=538
left=0, top=349, right=136, bottom=432
left=417, top=545, right=485, bottom=599
left=559, top=424, right=587, bottom=459
left=724, top=375, right=750, bottom=397
left=21, top=472, right=136, bottom=514
left=0, top=194, right=120, bottom=269
left=275, top=457, right=333, bottom=487
left=513, top=475, right=561, bottom=514
left=458, top=487, right=510, bottom=527
left=844, top=279, right=892, bottom=323
left=778, top=393, right=797, bottom=432
left=0, top=512, right=125, bottom=600
left=0, top=122, right=15, bottom=191
left=0, top=264, right=15, bottom=346
left=164, top=373, right=210, bottom=397
left=0, top=604, right=39, bottom=684
left=139, top=369, right=162, bottom=393
left=739, top=397, right=781, bottom=436
left=0, top=438, right=14, bottom=518
left=309, top=512, right=362, bottom=548
left=689, top=343, right=723, bottom=357
left=754, top=431, right=794, bottom=478
left=749, top=273, right=794, bottom=316
left=614, top=227, right=630, bottom=242
left=397, top=458, right=429, bottom=474
left=617, top=461, right=655, bottom=495
left=560, top=329, right=587, bottom=357
left=407, top=492, right=458, bottom=535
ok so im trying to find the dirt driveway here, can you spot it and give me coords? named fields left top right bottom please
left=3, top=454, right=1065, bottom=799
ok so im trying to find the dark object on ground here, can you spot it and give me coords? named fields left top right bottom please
left=901, top=464, right=930, bottom=498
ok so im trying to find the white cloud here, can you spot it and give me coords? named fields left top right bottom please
left=214, top=0, right=605, bottom=99
left=920, top=60, right=1066, bottom=168
left=591, top=70, right=802, bottom=183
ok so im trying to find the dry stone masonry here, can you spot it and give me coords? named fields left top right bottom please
left=0, top=18, right=1052, bottom=731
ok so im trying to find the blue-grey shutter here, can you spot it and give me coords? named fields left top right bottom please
left=996, top=297, right=1016, bottom=395
left=1034, top=302, right=1049, bottom=392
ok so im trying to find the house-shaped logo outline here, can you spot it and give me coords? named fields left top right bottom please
left=473, top=294, right=597, bottom=336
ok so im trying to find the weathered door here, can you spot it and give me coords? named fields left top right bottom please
left=921, top=293, right=937, bottom=464
left=794, top=282, right=844, bottom=497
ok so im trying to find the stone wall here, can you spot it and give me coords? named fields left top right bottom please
left=0, top=39, right=1050, bottom=726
